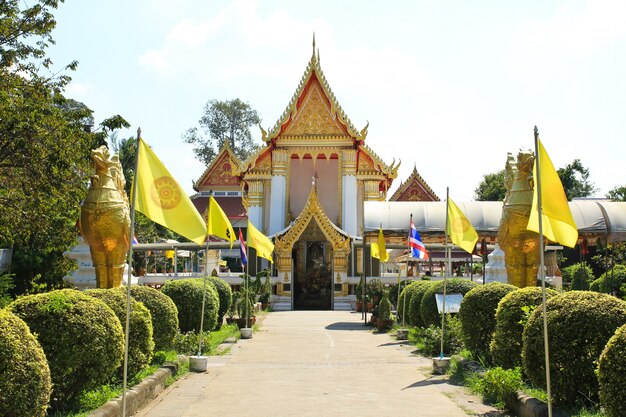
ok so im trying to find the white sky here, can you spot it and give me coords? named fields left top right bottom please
left=48, top=0, right=626, bottom=201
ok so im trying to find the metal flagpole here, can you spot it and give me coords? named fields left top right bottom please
left=404, top=215, right=413, bottom=326
left=197, top=237, right=209, bottom=356
left=534, top=126, right=553, bottom=417
left=441, top=187, right=450, bottom=359
left=245, top=254, right=249, bottom=329
left=121, top=128, right=142, bottom=417
left=362, top=225, right=367, bottom=325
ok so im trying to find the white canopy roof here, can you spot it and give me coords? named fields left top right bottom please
left=364, top=200, right=626, bottom=242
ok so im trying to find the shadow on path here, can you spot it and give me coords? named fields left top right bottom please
left=325, top=322, right=370, bottom=331
left=403, top=377, right=448, bottom=390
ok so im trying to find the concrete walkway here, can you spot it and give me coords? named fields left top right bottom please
left=135, top=311, right=497, bottom=417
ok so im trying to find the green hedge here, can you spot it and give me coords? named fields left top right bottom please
left=162, top=278, right=219, bottom=332
left=420, top=279, right=478, bottom=327
left=522, top=291, right=626, bottom=405
left=598, top=323, right=626, bottom=417
left=458, top=282, right=517, bottom=362
left=0, top=309, right=51, bottom=417
left=397, top=280, right=431, bottom=326
left=590, top=264, right=626, bottom=296
left=9, top=289, right=124, bottom=408
left=563, top=262, right=594, bottom=290
left=130, top=286, right=179, bottom=351
left=203, top=276, right=232, bottom=329
left=490, top=286, right=557, bottom=369
left=86, top=288, right=154, bottom=378
left=407, top=281, right=435, bottom=327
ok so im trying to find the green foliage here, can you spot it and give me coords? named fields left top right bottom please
left=356, top=274, right=365, bottom=302
left=590, top=264, right=626, bottom=296
left=410, top=315, right=463, bottom=357
left=490, top=286, right=557, bottom=369
left=406, top=280, right=435, bottom=327
left=420, top=279, right=478, bottom=327
left=0, top=309, right=51, bottom=417
left=366, top=278, right=385, bottom=305
left=474, top=169, right=506, bottom=201
left=557, top=159, right=596, bottom=200
left=598, top=323, right=626, bottom=417
left=237, top=288, right=255, bottom=320
left=130, top=286, right=179, bottom=351
left=388, top=279, right=410, bottom=308
left=206, top=276, right=232, bottom=328
left=0, top=272, right=14, bottom=308
left=9, top=289, right=124, bottom=409
left=85, top=288, right=154, bottom=378
left=607, top=185, right=626, bottom=202
left=161, top=278, right=219, bottom=332
left=522, top=291, right=626, bottom=406
left=183, top=98, right=261, bottom=164
left=173, top=331, right=211, bottom=355
left=563, top=262, right=595, bottom=290
left=378, top=294, right=393, bottom=320
left=467, top=367, right=523, bottom=410
left=458, top=282, right=517, bottom=363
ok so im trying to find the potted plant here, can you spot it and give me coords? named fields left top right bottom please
left=375, top=293, right=394, bottom=331
left=237, top=288, right=255, bottom=338
left=226, top=291, right=240, bottom=325
left=259, top=271, right=272, bottom=310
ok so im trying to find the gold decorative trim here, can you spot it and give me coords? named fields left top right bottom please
left=193, top=142, right=243, bottom=191
left=389, top=164, right=440, bottom=201
left=284, top=157, right=291, bottom=226
left=337, top=156, right=343, bottom=227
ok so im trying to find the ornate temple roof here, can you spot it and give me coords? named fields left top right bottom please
left=193, top=141, right=242, bottom=192
left=389, top=165, right=438, bottom=201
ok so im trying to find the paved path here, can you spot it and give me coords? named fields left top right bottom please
left=135, top=311, right=495, bottom=417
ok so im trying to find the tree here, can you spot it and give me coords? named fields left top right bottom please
left=474, top=159, right=596, bottom=201
left=184, top=99, right=262, bottom=165
left=474, top=169, right=506, bottom=201
left=557, top=159, right=596, bottom=200
left=607, top=186, right=626, bottom=202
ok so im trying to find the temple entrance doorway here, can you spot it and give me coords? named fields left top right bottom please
left=293, top=222, right=333, bottom=310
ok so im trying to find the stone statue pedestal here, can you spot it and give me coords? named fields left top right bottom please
left=484, top=244, right=508, bottom=284
left=63, top=237, right=137, bottom=290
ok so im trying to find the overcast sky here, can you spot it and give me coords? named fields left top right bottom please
left=48, top=0, right=625, bottom=201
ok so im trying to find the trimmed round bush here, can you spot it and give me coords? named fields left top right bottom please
left=563, top=262, right=594, bottom=290
left=490, top=286, right=557, bottom=369
left=598, top=323, right=626, bottom=417
left=407, top=281, right=436, bottom=327
left=397, top=281, right=431, bottom=325
left=522, top=291, right=626, bottom=405
left=590, top=264, right=626, bottom=296
left=204, top=276, right=232, bottom=329
left=130, top=286, right=179, bottom=351
left=420, top=279, right=478, bottom=327
left=86, top=288, right=154, bottom=377
left=458, top=282, right=517, bottom=362
left=9, top=289, right=124, bottom=408
left=0, top=309, right=51, bottom=417
left=162, top=278, right=219, bottom=332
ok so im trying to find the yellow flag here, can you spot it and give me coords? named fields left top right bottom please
left=207, top=196, right=235, bottom=248
left=377, top=227, right=389, bottom=262
left=133, top=139, right=206, bottom=245
left=447, top=198, right=478, bottom=254
left=247, top=220, right=274, bottom=263
left=371, top=242, right=380, bottom=259
left=527, top=139, right=578, bottom=248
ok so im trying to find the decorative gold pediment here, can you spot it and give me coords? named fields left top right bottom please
left=193, top=142, right=242, bottom=191
left=282, top=82, right=345, bottom=137
left=275, top=186, right=350, bottom=258
left=389, top=165, right=439, bottom=201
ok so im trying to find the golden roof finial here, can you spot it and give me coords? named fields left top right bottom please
left=312, top=33, right=316, bottom=57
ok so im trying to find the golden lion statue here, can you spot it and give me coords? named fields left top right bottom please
left=80, top=146, right=130, bottom=288
left=497, top=150, right=540, bottom=288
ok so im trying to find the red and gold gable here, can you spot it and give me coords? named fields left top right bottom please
left=196, top=151, right=240, bottom=189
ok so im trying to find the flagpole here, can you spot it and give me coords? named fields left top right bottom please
left=534, top=126, right=553, bottom=417
left=441, top=187, right=450, bottom=359
left=404, top=215, right=413, bottom=326
left=121, top=127, right=141, bottom=417
left=197, top=237, right=209, bottom=357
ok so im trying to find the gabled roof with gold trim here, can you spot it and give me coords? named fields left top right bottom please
left=193, top=141, right=242, bottom=192
left=261, top=38, right=368, bottom=144
left=274, top=183, right=351, bottom=254
left=389, top=165, right=439, bottom=201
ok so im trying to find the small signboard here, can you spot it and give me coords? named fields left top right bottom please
left=435, top=293, right=464, bottom=314
left=0, top=248, right=12, bottom=272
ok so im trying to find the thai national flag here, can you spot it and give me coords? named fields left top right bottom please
left=409, top=215, right=429, bottom=259
left=239, top=229, right=248, bottom=266
left=132, top=235, right=139, bottom=244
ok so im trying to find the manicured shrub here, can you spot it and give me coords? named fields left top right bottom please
left=490, top=286, right=557, bottom=369
left=130, top=286, right=179, bottom=351
left=397, top=280, right=431, bottom=326
left=407, top=281, right=436, bottom=327
left=0, top=309, right=51, bottom=417
left=9, top=289, right=124, bottom=408
left=378, top=295, right=393, bottom=320
left=590, top=264, right=626, bottom=296
left=467, top=367, right=523, bottom=411
left=203, top=276, right=232, bottom=329
left=563, top=262, right=594, bottom=290
left=458, top=282, right=517, bottom=362
left=522, top=291, right=626, bottom=406
left=162, top=278, right=219, bottom=332
left=420, top=279, right=478, bottom=327
left=86, top=288, right=154, bottom=378
left=598, top=323, right=626, bottom=417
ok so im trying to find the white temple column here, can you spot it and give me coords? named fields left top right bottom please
left=247, top=180, right=264, bottom=229
left=269, top=151, right=288, bottom=235
left=342, top=150, right=358, bottom=236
